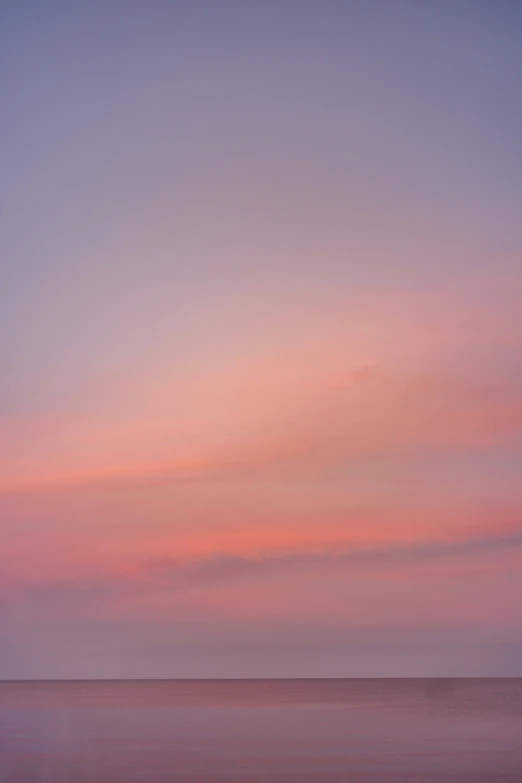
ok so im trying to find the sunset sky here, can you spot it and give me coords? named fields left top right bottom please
left=1, top=0, right=522, bottom=678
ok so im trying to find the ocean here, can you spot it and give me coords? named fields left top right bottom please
left=1, top=678, right=521, bottom=782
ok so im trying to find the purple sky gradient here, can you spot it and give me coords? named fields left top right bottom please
left=1, top=0, right=522, bottom=678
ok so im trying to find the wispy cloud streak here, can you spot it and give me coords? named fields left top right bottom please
left=147, top=529, right=522, bottom=588
left=10, top=527, right=522, bottom=614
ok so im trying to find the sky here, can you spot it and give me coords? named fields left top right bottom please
left=1, top=0, right=522, bottom=679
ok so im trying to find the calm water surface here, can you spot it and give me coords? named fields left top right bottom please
left=1, top=679, right=521, bottom=782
